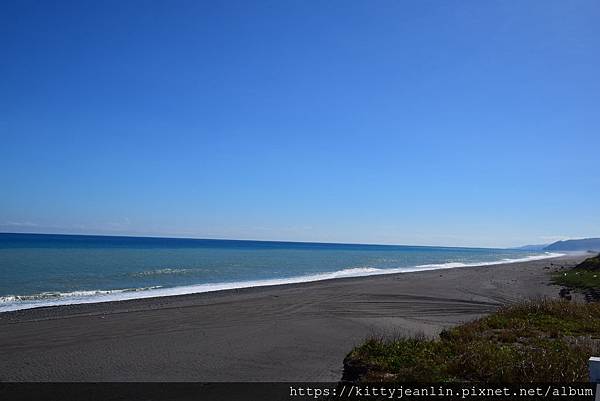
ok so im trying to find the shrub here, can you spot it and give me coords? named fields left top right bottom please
left=345, top=299, right=600, bottom=382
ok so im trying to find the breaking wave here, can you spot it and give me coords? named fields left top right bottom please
left=0, top=252, right=563, bottom=313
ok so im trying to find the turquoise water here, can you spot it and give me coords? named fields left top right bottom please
left=0, top=233, right=560, bottom=312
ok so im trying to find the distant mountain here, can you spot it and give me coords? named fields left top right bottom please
left=544, top=238, right=600, bottom=251
left=513, top=244, right=549, bottom=251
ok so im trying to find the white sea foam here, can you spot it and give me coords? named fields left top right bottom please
left=0, top=252, right=564, bottom=313
left=0, top=286, right=163, bottom=304
left=130, top=268, right=196, bottom=277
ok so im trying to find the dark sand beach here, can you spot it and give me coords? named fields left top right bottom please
left=0, top=253, right=587, bottom=381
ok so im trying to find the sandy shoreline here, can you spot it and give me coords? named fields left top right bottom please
left=0, top=252, right=565, bottom=314
left=0, top=253, right=588, bottom=381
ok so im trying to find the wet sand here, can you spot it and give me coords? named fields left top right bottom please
left=0, top=253, right=587, bottom=381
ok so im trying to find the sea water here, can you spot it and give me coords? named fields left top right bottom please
left=0, top=233, right=561, bottom=312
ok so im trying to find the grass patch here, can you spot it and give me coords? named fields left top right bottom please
left=551, top=254, right=600, bottom=301
left=345, top=299, right=600, bottom=382
left=552, top=269, right=600, bottom=289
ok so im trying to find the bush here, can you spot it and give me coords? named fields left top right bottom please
left=345, top=299, right=600, bottom=382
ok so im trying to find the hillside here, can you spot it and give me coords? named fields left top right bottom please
left=544, top=238, right=600, bottom=251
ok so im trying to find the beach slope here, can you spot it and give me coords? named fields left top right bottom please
left=0, top=254, right=585, bottom=381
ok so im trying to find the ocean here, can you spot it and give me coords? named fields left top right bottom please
left=0, top=233, right=561, bottom=312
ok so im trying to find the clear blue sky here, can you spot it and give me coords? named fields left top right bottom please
left=1, top=0, right=599, bottom=248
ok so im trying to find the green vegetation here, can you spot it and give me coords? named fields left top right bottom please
left=345, top=299, right=600, bottom=382
left=576, top=254, right=600, bottom=270
left=551, top=254, right=600, bottom=297
left=553, top=269, right=600, bottom=289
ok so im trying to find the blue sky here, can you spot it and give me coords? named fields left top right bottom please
left=1, top=0, right=599, bottom=248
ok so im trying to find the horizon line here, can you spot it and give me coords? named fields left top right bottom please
left=0, top=231, right=535, bottom=250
